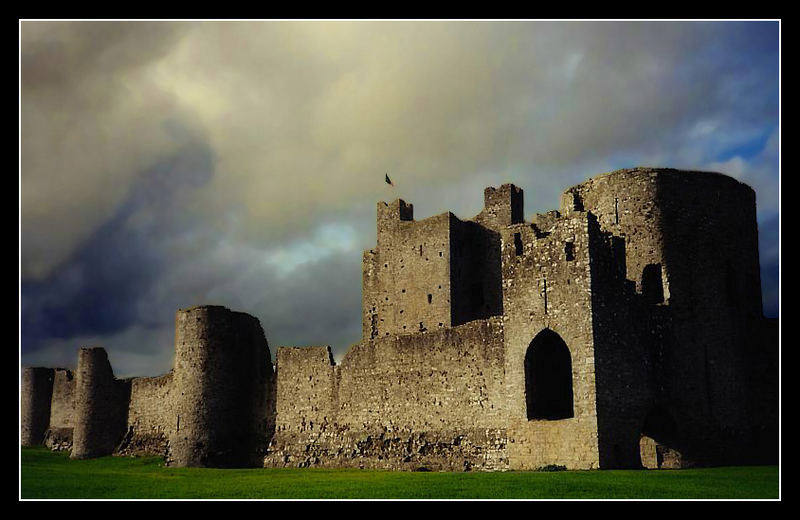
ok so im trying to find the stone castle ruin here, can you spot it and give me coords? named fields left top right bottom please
left=21, top=168, right=778, bottom=471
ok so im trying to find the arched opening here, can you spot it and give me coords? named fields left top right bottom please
left=641, top=263, right=664, bottom=304
left=524, top=329, right=574, bottom=420
left=640, top=405, right=684, bottom=469
left=642, top=405, right=678, bottom=445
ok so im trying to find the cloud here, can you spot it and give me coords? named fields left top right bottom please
left=22, top=127, right=215, bottom=356
left=21, top=21, right=199, bottom=279
left=758, top=213, right=779, bottom=318
left=21, top=21, right=779, bottom=375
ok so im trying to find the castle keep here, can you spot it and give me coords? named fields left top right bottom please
left=21, top=168, right=778, bottom=471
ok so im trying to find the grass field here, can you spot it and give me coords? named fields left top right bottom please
left=20, top=447, right=778, bottom=499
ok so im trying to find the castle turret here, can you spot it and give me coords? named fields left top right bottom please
left=377, top=199, right=414, bottom=247
left=563, top=167, right=765, bottom=465
left=169, top=306, right=272, bottom=467
left=71, top=348, right=131, bottom=459
left=20, top=367, right=54, bottom=446
left=475, top=184, right=524, bottom=231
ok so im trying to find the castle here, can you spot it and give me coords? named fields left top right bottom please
left=21, top=167, right=778, bottom=471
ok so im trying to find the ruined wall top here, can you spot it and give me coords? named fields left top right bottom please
left=561, top=167, right=755, bottom=213
left=475, top=183, right=524, bottom=230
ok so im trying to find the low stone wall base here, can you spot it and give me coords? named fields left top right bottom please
left=264, top=427, right=508, bottom=472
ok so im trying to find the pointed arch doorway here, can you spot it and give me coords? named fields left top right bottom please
left=524, top=329, right=574, bottom=420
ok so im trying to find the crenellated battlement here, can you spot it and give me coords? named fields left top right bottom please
left=475, top=183, right=524, bottom=230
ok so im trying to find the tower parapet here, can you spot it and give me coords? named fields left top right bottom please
left=377, top=199, right=414, bottom=247
left=475, top=184, right=524, bottom=230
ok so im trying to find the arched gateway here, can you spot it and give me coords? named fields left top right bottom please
left=524, top=329, right=574, bottom=420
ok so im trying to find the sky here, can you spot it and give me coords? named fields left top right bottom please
left=20, top=20, right=780, bottom=377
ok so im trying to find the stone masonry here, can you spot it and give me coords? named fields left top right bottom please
left=21, top=168, right=778, bottom=470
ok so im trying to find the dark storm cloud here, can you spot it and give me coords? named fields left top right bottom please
left=200, top=248, right=364, bottom=361
left=21, top=21, right=199, bottom=280
left=22, top=128, right=214, bottom=357
left=758, top=213, right=779, bottom=318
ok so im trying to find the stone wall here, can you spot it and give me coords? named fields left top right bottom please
left=499, top=211, right=601, bottom=469
left=339, top=319, right=507, bottom=431
left=585, top=214, right=654, bottom=469
left=119, top=372, right=174, bottom=457
left=266, top=319, right=509, bottom=471
left=44, top=368, right=75, bottom=451
left=365, top=206, right=455, bottom=338
left=272, top=346, right=338, bottom=435
left=474, top=184, right=524, bottom=231
left=364, top=190, right=513, bottom=339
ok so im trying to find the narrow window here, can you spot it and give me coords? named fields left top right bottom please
left=427, top=294, right=432, bottom=304
left=565, top=242, right=575, bottom=261
left=514, top=232, right=523, bottom=256
left=571, top=191, right=584, bottom=212
left=542, top=277, right=548, bottom=314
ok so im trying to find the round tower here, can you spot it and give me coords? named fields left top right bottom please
left=169, top=305, right=272, bottom=467
left=71, top=347, right=130, bottom=459
left=563, top=167, right=763, bottom=464
left=20, top=367, right=54, bottom=446
left=562, top=167, right=761, bottom=314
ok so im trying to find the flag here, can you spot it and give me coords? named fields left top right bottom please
left=385, top=173, right=395, bottom=187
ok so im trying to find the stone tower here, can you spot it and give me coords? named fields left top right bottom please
left=562, top=168, right=766, bottom=465
left=71, top=348, right=131, bottom=459
left=169, top=306, right=273, bottom=467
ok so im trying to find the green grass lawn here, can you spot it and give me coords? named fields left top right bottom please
left=20, top=447, right=778, bottom=499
